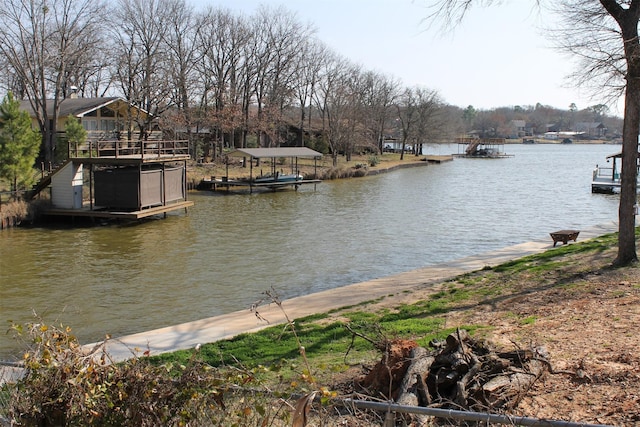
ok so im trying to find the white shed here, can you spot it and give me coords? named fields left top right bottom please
left=51, top=162, right=83, bottom=209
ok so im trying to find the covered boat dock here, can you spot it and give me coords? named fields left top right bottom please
left=206, top=147, right=323, bottom=193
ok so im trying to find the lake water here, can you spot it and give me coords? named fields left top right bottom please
left=0, top=143, right=623, bottom=360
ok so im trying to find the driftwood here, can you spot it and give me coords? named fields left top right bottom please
left=357, top=329, right=551, bottom=424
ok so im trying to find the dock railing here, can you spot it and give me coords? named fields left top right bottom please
left=68, top=139, right=190, bottom=160
left=592, top=165, right=615, bottom=182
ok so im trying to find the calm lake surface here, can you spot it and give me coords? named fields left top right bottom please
left=0, top=143, right=623, bottom=360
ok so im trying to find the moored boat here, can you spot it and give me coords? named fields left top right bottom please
left=254, top=172, right=303, bottom=183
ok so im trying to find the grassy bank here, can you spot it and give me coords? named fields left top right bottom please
left=145, top=228, right=638, bottom=425
left=4, top=229, right=638, bottom=425
left=153, top=230, right=624, bottom=371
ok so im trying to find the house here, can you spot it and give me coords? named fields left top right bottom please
left=20, top=97, right=153, bottom=142
left=509, top=119, right=528, bottom=138
left=575, top=122, right=607, bottom=139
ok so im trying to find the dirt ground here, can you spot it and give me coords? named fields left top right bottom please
left=326, top=246, right=640, bottom=426
left=452, top=268, right=640, bottom=426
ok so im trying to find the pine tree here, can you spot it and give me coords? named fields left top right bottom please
left=65, top=114, right=87, bottom=152
left=0, top=93, right=41, bottom=192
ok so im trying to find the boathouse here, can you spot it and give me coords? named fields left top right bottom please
left=25, top=97, right=193, bottom=220
left=35, top=140, right=193, bottom=220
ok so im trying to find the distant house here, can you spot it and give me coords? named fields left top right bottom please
left=509, top=119, right=527, bottom=138
left=546, top=123, right=562, bottom=133
left=575, top=122, right=607, bottom=139
left=20, top=97, right=153, bottom=142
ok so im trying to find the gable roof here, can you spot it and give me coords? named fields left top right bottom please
left=575, top=122, right=606, bottom=130
left=19, top=97, right=151, bottom=119
left=231, top=147, right=323, bottom=159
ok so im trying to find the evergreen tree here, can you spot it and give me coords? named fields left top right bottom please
left=64, top=115, right=87, bottom=151
left=0, top=93, right=41, bottom=192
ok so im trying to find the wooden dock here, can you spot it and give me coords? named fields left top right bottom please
left=200, top=178, right=321, bottom=193
left=424, top=155, right=454, bottom=164
left=44, top=200, right=194, bottom=220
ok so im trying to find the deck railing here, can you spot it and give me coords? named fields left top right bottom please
left=592, top=166, right=615, bottom=182
left=68, top=139, right=190, bottom=160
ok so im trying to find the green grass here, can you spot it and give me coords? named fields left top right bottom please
left=493, top=233, right=618, bottom=274
left=151, top=229, right=632, bottom=386
left=520, top=315, right=537, bottom=325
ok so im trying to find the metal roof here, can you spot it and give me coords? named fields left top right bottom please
left=231, top=147, right=323, bottom=158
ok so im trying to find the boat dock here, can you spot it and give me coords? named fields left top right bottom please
left=453, top=138, right=513, bottom=158
left=590, top=151, right=640, bottom=193
left=32, top=139, right=194, bottom=221
left=199, top=177, right=321, bottom=193
left=44, top=200, right=194, bottom=220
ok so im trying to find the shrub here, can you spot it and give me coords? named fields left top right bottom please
left=5, top=320, right=262, bottom=426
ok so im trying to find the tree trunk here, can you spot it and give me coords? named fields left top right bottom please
left=616, top=76, right=639, bottom=265
left=613, top=5, right=640, bottom=265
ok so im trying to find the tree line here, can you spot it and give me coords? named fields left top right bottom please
left=1, top=0, right=619, bottom=170
left=0, top=0, right=440, bottom=166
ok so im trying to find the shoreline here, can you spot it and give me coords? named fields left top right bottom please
left=0, top=221, right=620, bottom=384
left=94, top=221, right=617, bottom=363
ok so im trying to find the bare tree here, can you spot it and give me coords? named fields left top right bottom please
left=162, top=0, right=198, bottom=129
left=0, top=0, right=108, bottom=162
left=413, top=88, right=443, bottom=155
left=250, top=5, right=314, bottom=147
left=313, top=53, right=358, bottom=165
left=111, top=0, right=175, bottom=139
left=292, top=38, right=327, bottom=147
left=396, top=87, right=421, bottom=160
left=194, top=7, right=252, bottom=151
left=428, top=0, right=640, bottom=265
left=360, top=71, right=401, bottom=154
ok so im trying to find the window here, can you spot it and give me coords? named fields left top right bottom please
left=82, top=119, right=98, bottom=130
left=101, top=119, right=116, bottom=131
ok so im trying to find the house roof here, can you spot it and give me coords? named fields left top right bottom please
left=231, top=147, right=323, bottom=159
left=19, top=97, right=150, bottom=119
left=576, top=122, right=606, bottom=130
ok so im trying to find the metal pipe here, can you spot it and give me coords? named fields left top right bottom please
left=340, top=399, right=615, bottom=427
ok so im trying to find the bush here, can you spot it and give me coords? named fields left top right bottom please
left=5, top=320, right=264, bottom=426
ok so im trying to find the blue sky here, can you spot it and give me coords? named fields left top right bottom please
left=202, top=0, right=621, bottom=113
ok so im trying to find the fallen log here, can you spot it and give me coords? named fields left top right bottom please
left=356, top=329, right=551, bottom=424
left=395, top=346, right=435, bottom=425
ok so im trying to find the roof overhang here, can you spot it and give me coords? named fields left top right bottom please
left=74, top=98, right=152, bottom=119
left=230, top=147, right=323, bottom=159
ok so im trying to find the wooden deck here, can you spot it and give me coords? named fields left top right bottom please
left=68, top=139, right=190, bottom=165
left=424, top=155, right=454, bottom=164
left=44, top=201, right=194, bottom=220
